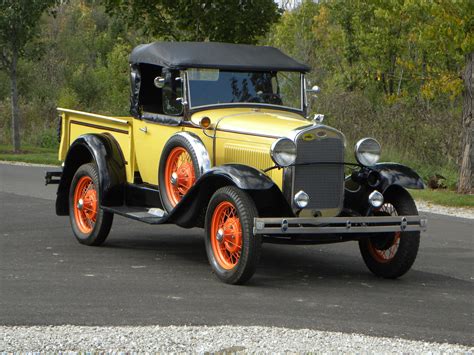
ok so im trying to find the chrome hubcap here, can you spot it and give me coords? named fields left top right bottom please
left=216, top=228, right=224, bottom=242
left=77, top=198, right=84, bottom=210
left=170, top=172, right=178, bottom=186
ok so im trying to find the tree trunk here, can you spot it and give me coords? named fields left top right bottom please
left=458, top=52, right=473, bottom=194
left=10, top=47, right=21, bottom=153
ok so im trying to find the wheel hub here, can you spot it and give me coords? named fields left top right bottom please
left=216, top=228, right=224, bottom=242
left=82, top=190, right=97, bottom=220
left=170, top=172, right=178, bottom=186
left=175, top=162, right=194, bottom=190
left=222, top=217, right=241, bottom=253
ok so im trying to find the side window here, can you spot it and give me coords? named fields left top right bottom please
left=163, top=70, right=183, bottom=116
left=138, top=64, right=164, bottom=114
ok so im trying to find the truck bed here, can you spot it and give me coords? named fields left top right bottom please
left=58, top=107, right=135, bottom=182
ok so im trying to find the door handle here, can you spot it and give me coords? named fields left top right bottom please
left=139, top=126, right=148, bottom=133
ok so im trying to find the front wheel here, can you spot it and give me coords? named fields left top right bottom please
left=359, top=188, right=420, bottom=278
left=69, top=163, right=113, bottom=246
left=204, top=186, right=262, bottom=284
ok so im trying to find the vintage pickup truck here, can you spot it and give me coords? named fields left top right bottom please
left=46, top=41, right=427, bottom=284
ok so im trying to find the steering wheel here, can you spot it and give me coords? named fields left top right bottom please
left=249, top=93, right=282, bottom=104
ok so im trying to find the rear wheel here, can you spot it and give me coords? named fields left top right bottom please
left=69, top=163, right=113, bottom=246
left=204, top=186, right=262, bottom=284
left=359, top=188, right=420, bottom=278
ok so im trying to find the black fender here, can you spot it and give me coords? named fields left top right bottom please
left=167, top=164, right=293, bottom=228
left=373, top=163, right=425, bottom=192
left=343, top=163, right=424, bottom=215
left=56, top=134, right=127, bottom=215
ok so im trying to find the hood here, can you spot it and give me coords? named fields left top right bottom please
left=190, top=107, right=310, bottom=139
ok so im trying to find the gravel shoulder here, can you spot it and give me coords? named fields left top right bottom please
left=1, top=325, right=472, bottom=353
left=416, top=200, right=474, bottom=219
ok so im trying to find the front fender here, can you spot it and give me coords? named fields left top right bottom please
left=373, top=163, right=425, bottom=192
left=343, top=163, right=424, bottom=215
left=168, top=164, right=292, bottom=228
left=56, top=134, right=126, bottom=215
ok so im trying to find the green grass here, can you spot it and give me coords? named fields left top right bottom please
left=409, top=189, right=474, bottom=208
left=0, top=144, right=60, bottom=166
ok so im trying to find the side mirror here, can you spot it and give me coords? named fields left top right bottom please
left=306, top=85, right=321, bottom=96
left=154, top=76, right=165, bottom=89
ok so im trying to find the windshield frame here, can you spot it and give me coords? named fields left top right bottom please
left=184, top=69, right=306, bottom=114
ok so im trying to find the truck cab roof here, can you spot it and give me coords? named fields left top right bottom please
left=129, top=41, right=310, bottom=72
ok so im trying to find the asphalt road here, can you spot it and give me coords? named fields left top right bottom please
left=1, top=163, right=473, bottom=345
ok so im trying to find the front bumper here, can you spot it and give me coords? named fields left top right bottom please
left=253, top=215, right=427, bottom=235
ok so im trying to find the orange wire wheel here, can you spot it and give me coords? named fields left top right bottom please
left=367, top=202, right=400, bottom=263
left=359, top=189, right=420, bottom=279
left=368, top=232, right=401, bottom=263
left=164, top=147, right=196, bottom=207
left=210, top=201, right=243, bottom=270
left=205, top=186, right=262, bottom=284
left=73, top=175, right=98, bottom=234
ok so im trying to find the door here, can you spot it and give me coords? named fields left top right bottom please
left=133, top=68, right=184, bottom=185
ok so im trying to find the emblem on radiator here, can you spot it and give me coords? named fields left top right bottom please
left=302, top=131, right=327, bottom=141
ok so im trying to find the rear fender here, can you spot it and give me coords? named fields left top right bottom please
left=168, top=164, right=293, bottom=228
left=56, top=134, right=126, bottom=215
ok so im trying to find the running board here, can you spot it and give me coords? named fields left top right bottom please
left=101, top=206, right=168, bottom=224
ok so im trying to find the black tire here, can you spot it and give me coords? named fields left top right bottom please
left=158, top=135, right=202, bottom=212
left=204, top=186, right=262, bottom=284
left=359, top=188, right=420, bottom=278
left=69, top=163, right=113, bottom=246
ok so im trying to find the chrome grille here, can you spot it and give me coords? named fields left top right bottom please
left=293, top=129, right=345, bottom=210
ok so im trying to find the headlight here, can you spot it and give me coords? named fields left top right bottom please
left=355, top=138, right=381, bottom=166
left=270, top=138, right=297, bottom=167
left=294, top=190, right=310, bottom=209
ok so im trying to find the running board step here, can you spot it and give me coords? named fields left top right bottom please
left=101, top=206, right=168, bottom=224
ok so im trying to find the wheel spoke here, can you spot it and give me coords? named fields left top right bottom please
left=211, top=201, right=242, bottom=270
left=73, top=175, right=98, bottom=235
left=369, top=202, right=402, bottom=262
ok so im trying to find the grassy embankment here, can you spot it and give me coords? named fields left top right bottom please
left=409, top=189, right=473, bottom=208
left=1, top=144, right=472, bottom=208
left=0, top=144, right=60, bottom=166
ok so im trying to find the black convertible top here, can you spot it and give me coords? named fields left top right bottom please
left=129, top=41, right=310, bottom=72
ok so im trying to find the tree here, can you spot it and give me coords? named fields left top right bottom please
left=412, top=0, right=473, bottom=193
left=459, top=52, right=473, bottom=193
left=0, top=0, right=58, bottom=152
left=102, top=0, right=281, bottom=44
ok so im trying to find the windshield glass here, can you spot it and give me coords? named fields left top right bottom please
left=187, top=69, right=302, bottom=111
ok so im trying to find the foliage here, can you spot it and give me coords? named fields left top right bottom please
left=102, top=0, right=281, bottom=44
left=266, top=0, right=472, bottom=190
left=0, top=0, right=60, bottom=152
left=0, top=0, right=58, bottom=69
left=0, top=0, right=471, bottom=195
left=0, top=0, right=139, bottom=147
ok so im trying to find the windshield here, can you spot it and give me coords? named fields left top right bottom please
left=186, top=69, right=303, bottom=111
